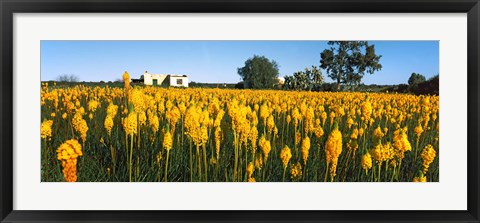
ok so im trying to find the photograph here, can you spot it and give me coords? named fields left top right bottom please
left=3, top=0, right=477, bottom=221
left=40, top=40, right=439, bottom=183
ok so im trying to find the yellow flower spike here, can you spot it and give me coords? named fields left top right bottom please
left=246, top=162, right=254, bottom=179
left=372, top=126, right=384, bottom=145
left=106, top=103, right=119, bottom=117
left=414, top=124, right=423, bottom=138
left=72, top=112, right=88, bottom=143
left=325, top=122, right=342, bottom=181
left=255, top=153, right=263, bottom=170
left=320, top=111, right=327, bottom=126
left=259, top=103, right=269, bottom=123
left=266, top=115, right=275, bottom=133
left=301, top=136, right=311, bottom=165
left=56, top=139, right=82, bottom=182
left=413, top=171, right=427, bottom=182
left=314, top=125, right=324, bottom=139
left=350, top=128, right=359, bottom=140
left=259, top=135, right=271, bottom=162
left=361, top=99, right=372, bottom=120
left=122, top=71, right=131, bottom=90
left=358, top=127, right=364, bottom=137
left=420, top=144, right=436, bottom=174
left=393, top=128, right=412, bottom=161
left=87, top=100, right=100, bottom=112
left=412, top=176, right=427, bottom=182
left=361, top=153, right=372, bottom=172
left=295, top=131, right=301, bottom=146
left=104, top=115, right=114, bottom=135
left=163, top=130, right=173, bottom=151
left=138, top=111, right=147, bottom=126
left=41, top=120, right=53, bottom=140
left=148, top=111, right=159, bottom=134
left=280, top=145, right=292, bottom=169
left=347, top=118, right=354, bottom=128
left=290, top=162, right=303, bottom=181
left=130, top=88, right=146, bottom=113
left=123, top=112, right=137, bottom=136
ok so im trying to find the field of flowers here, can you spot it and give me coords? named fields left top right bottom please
left=41, top=73, right=439, bottom=182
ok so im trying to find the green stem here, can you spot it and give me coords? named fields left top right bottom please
left=43, top=138, right=48, bottom=180
left=197, top=145, right=202, bottom=182
left=385, top=160, right=389, bottom=179
left=81, top=141, right=85, bottom=177
left=110, top=144, right=116, bottom=177
left=397, top=160, right=403, bottom=181
left=233, top=133, right=238, bottom=182
left=371, top=167, right=374, bottom=181
left=324, top=162, right=329, bottom=182
left=263, top=156, right=267, bottom=181
left=129, top=134, right=133, bottom=182
left=391, top=165, right=396, bottom=182
left=164, top=150, right=170, bottom=182
left=245, top=145, right=248, bottom=182
left=137, top=121, right=140, bottom=181
left=157, top=164, right=161, bottom=182
left=189, top=140, right=193, bottom=181
left=305, top=165, right=309, bottom=182
left=414, top=138, right=419, bottom=165
left=203, top=144, right=208, bottom=182
left=378, top=162, right=382, bottom=182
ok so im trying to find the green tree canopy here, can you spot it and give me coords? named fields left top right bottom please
left=284, top=71, right=310, bottom=91
left=408, top=72, right=427, bottom=93
left=237, top=55, right=280, bottom=89
left=416, top=74, right=439, bottom=95
left=56, top=74, right=80, bottom=82
left=408, top=72, right=426, bottom=87
left=283, top=66, right=324, bottom=91
left=320, top=41, right=382, bottom=91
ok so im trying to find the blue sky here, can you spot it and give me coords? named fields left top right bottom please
left=41, top=41, right=439, bottom=85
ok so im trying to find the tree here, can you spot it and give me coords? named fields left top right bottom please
left=57, top=74, right=80, bottom=82
left=320, top=41, right=382, bottom=91
left=414, top=74, right=438, bottom=95
left=306, top=66, right=324, bottom=90
left=289, top=71, right=311, bottom=91
left=235, top=81, right=245, bottom=89
left=283, top=66, right=324, bottom=91
left=237, top=55, right=279, bottom=89
left=408, top=72, right=426, bottom=91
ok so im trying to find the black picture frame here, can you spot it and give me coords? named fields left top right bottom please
left=1, top=0, right=479, bottom=222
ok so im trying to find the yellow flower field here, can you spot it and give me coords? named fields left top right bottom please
left=40, top=77, right=439, bottom=182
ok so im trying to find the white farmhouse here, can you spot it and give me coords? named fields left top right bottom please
left=142, top=71, right=188, bottom=87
